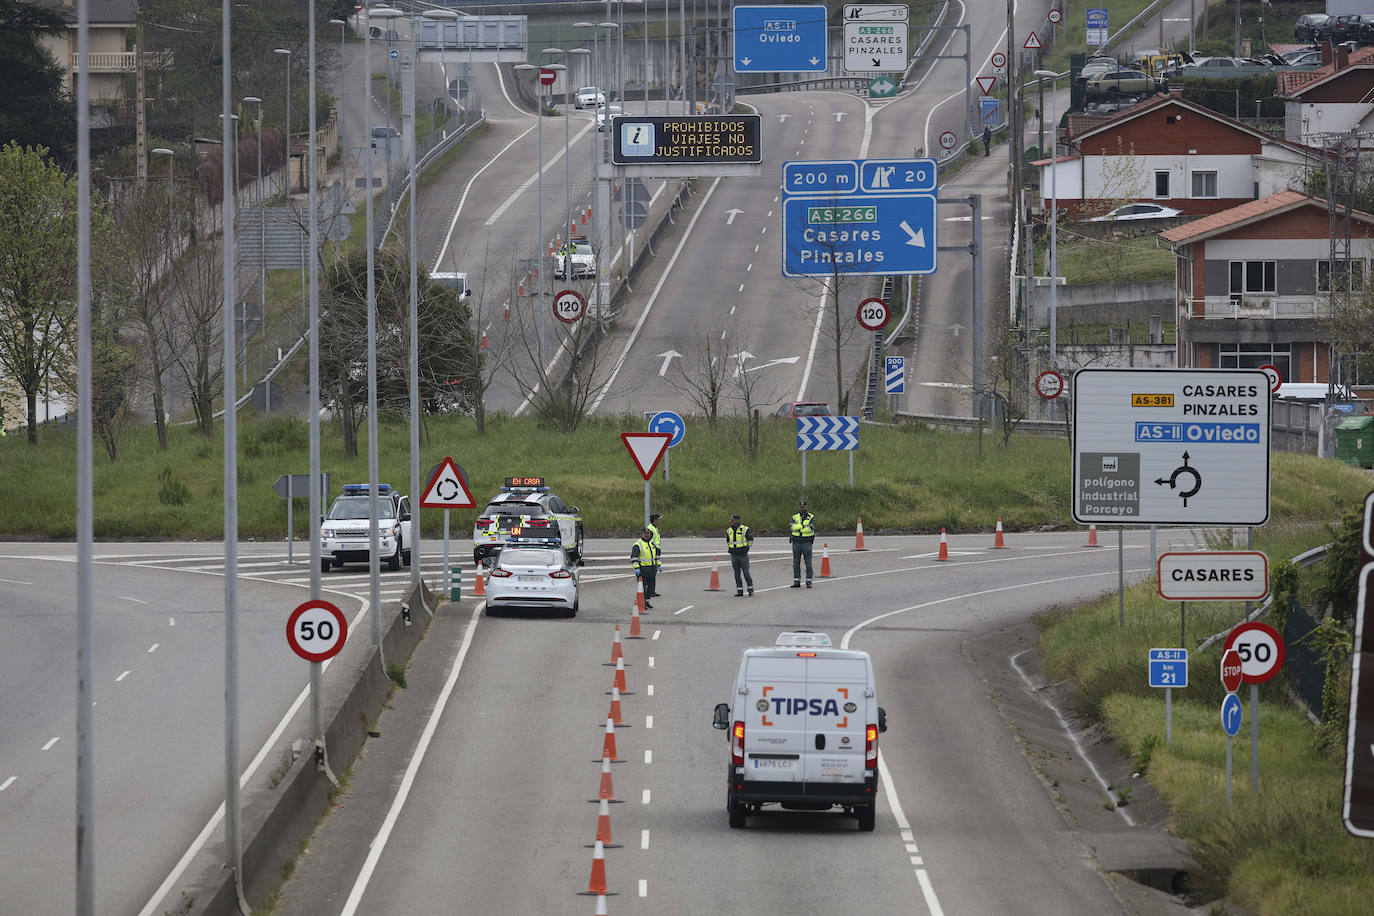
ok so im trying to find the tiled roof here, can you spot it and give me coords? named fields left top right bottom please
left=1156, top=190, right=1364, bottom=245
left=1277, top=46, right=1374, bottom=96
left=1065, top=92, right=1313, bottom=157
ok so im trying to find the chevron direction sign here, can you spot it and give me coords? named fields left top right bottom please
left=797, top=416, right=859, bottom=450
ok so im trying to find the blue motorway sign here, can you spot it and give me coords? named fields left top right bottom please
left=783, top=158, right=937, bottom=196
left=980, top=98, right=1001, bottom=128
left=782, top=193, right=937, bottom=277
left=885, top=356, right=905, bottom=394
left=648, top=410, right=686, bottom=447
left=733, top=5, right=828, bottom=73
left=1148, top=648, right=1188, bottom=688
left=797, top=416, right=859, bottom=451
left=1221, top=692, right=1243, bottom=737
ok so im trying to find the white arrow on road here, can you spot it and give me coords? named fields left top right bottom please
left=730, top=350, right=756, bottom=377
left=724, top=208, right=743, bottom=225
left=947, top=323, right=967, bottom=336
left=834, top=112, right=846, bottom=122
left=657, top=349, right=682, bottom=376
left=778, top=113, right=789, bottom=123
left=899, top=220, right=926, bottom=248
left=744, top=355, right=801, bottom=373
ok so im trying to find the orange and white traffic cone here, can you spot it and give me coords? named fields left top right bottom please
left=706, top=557, right=722, bottom=591
left=579, top=839, right=610, bottom=895
left=598, top=718, right=619, bottom=763
left=854, top=518, right=867, bottom=551
left=518, top=276, right=527, bottom=296
left=820, top=543, right=831, bottom=578
left=611, top=656, right=629, bottom=694
left=607, top=685, right=626, bottom=727
left=1085, top=524, right=1099, bottom=548
left=473, top=563, right=485, bottom=597
left=606, top=625, right=623, bottom=665
left=626, top=603, right=645, bottom=639
left=993, top=517, right=1006, bottom=549
left=480, top=329, right=489, bottom=349
left=635, top=579, right=647, bottom=613
left=937, top=528, right=949, bottom=561
left=593, top=892, right=608, bottom=914
left=590, top=754, right=621, bottom=803
left=588, top=796, right=620, bottom=847
left=503, top=299, right=511, bottom=320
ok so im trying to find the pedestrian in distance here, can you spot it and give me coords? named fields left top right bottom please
left=726, top=513, right=754, bottom=596
left=647, top=512, right=664, bottom=597
left=789, top=500, right=816, bottom=588
left=631, top=528, right=657, bottom=609
left=982, top=125, right=992, bottom=157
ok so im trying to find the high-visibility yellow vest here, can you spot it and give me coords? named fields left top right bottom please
left=790, top=513, right=815, bottom=538
left=631, top=539, right=657, bottom=569
left=727, top=524, right=751, bottom=549
left=647, top=523, right=662, bottom=555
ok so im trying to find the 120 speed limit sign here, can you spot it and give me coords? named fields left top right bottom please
left=287, top=599, right=348, bottom=662
left=553, top=289, right=586, bottom=324
left=1223, top=621, right=1286, bottom=684
left=856, top=298, right=889, bottom=331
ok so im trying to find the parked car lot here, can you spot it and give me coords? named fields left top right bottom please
left=1294, top=12, right=1329, bottom=41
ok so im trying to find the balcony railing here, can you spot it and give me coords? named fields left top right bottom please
left=1183, top=295, right=1324, bottom=319
left=69, top=50, right=173, bottom=73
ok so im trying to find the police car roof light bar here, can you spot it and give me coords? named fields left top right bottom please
left=343, top=483, right=392, bottom=494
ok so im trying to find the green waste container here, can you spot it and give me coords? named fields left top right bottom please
left=450, top=566, right=462, bottom=601
left=1336, top=415, right=1374, bottom=468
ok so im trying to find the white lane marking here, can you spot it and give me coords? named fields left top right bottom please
left=652, top=630, right=660, bottom=640
left=642, top=789, right=651, bottom=804
left=139, top=595, right=373, bottom=916
left=119, top=595, right=147, bottom=604
left=641, top=829, right=650, bottom=850
left=673, top=604, right=692, bottom=615
left=147, top=644, right=159, bottom=653
left=644, top=750, right=652, bottom=764
left=721, top=329, right=727, bottom=340
left=746, top=264, right=752, bottom=272
left=116, top=671, right=131, bottom=683
left=646, top=716, right=654, bottom=729
left=797, top=283, right=828, bottom=400
left=484, top=136, right=582, bottom=226
left=168, top=617, right=175, bottom=626
left=639, top=879, right=648, bottom=898
left=753, top=244, right=759, bottom=253
left=648, top=657, right=656, bottom=668
left=647, top=684, right=654, bottom=696
left=730, top=305, right=736, bottom=315
left=738, top=283, right=745, bottom=293
left=434, top=124, right=537, bottom=268
left=339, top=602, right=485, bottom=916
left=42, top=737, right=59, bottom=751
left=588, top=177, right=721, bottom=413
left=0, top=576, right=34, bottom=585
left=1010, top=650, right=1134, bottom=825
left=877, top=752, right=943, bottom=916
left=760, top=225, right=767, bottom=235
left=0, top=777, right=15, bottom=791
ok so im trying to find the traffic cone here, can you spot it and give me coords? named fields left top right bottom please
left=578, top=839, right=610, bottom=895
left=587, top=796, right=620, bottom=847
left=480, top=329, right=489, bottom=349
left=518, top=277, right=526, bottom=296
left=635, top=579, right=647, bottom=614
left=854, top=518, right=867, bottom=551
left=820, top=543, right=831, bottom=578
left=503, top=299, right=510, bottom=320
left=597, top=717, right=619, bottom=762
left=937, top=528, right=949, bottom=561
left=589, top=754, right=621, bottom=803
left=473, top=563, right=485, bottom=597
left=606, top=625, right=623, bottom=665
left=1085, top=525, right=1100, bottom=548
left=706, top=557, right=722, bottom=591
left=594, top=893, right=608, bottom=914
left=993, top=517, right=1006, bottom=549
left=626, top=603, right=645, bottom=639
left=611, top=656, right=629, bottom=693
left=606, top=685, right=626, bottom=727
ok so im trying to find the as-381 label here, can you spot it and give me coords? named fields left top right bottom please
left=1132, top=393, right=1173, bottom=407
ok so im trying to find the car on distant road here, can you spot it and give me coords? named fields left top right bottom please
left=473, top=477, right=585, bottom=567
left=773, top=401, right=831, bottom=418
left=483, top=546, right=580, bottom=617
left=1085, top=202, right=1183, bottom=222
left=596, top=103, right=624, bottom=131
left=575, top=86, right=606, bottom=109
left=1084, top=69, right=1163, bottom=97
left=370, top=125, right=400, bottom=139
left=1294, top=12, right=1330, bottom=41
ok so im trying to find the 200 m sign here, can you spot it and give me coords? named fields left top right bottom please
left=287, top=599, right=348, bottom=662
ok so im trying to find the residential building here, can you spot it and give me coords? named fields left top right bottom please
left=1278, top=44, right=1374, bottom=146
left=35, top=0, right=142, bottom=116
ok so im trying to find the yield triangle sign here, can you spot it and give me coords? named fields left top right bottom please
left=621, top=432, right=672, bottom=480
left=420, top=456, right=476, bottom=509
left=1023, top=31, right=1042, bottom=50
left=976, top=76, right=997, bottom=96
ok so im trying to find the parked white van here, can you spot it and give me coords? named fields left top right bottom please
left=712, top=631, right=887, bottom=830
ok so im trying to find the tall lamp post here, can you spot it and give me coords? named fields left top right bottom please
left=152, top=147, right=175, bottom=423
left=515, top=61, right=548, bottom=359
left=274, top=48, right=292, bottom=195
left=243, top=95, right=265, bottom=382
left=544, top=49, right=572, bottom=240
left=330, top=19, right=348, bottom=189
left=1034, top=69, right=1059, bottom=401
left=219, top=112, right=245, bottom=385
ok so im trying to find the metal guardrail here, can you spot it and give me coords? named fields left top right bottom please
left=1195, top=544, right=1329, bottom=653
left=380, top=113, right=487, bottom=246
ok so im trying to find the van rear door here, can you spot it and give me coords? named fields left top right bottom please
left=741, top=655, right=806, bottom=783
left=802, top=657, right=870, bottom=785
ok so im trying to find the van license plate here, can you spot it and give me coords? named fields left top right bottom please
left=750, top=758, right=795, bottom=769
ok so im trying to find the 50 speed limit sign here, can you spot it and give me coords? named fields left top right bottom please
left=287, top=599, right=348, bottom=663
left=1223, top=621, right=1286, bottom=684
left=856, top=298, right=889, bottom=331
left=552, top=289, right=586, bottom=324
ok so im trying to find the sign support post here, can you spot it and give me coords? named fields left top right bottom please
left=1223, top=621, right=1286, bottom=795
left=1251, top=682, right=1261, bottom=792
left=621, top=433, right=672, bottom=529
left=443, top=508, right=451, bottom=596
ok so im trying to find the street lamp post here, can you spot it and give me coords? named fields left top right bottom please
left=274, top=48, right=292, bottom=195
left=220, top=112, right=245, bottom=385
left=544, top=50, right=572, bottom=245
left=243, top=96, right=265, bottom=394
left=330, top=19, right=348, bottom=189
left=1035, top=69, right=1059, bottom=398
left=152, top=147, right=175, bottom=423
left=516, top=62, right=548, bottom=359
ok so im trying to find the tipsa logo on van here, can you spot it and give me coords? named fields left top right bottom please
left=757, top=686, right=855, bottom=726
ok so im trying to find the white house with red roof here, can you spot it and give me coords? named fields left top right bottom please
left=1157, top=190, right=1374, bottom=386
left=1034, top=94, right=1313, bottom=217
left=1277, top=44, right=1374, bottom=145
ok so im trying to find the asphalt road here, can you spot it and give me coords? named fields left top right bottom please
left=272, top=529, right=1181, bottom=914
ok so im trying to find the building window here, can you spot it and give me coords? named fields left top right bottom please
left=1191, top=170, right=1218, bottom=198
left=1155, top=170, right=1170, bottom=198
left=1229, top=260, right=1276, bottom=299
left=1220, top=342, right=1290, bottom=380
left=1317, top=259, right=1367, bottom=292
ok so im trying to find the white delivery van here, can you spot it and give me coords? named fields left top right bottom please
left=713, top=631, right=887, bottom=830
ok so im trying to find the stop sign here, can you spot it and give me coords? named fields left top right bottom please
left=539, top=67, right=557, bottom=86
left=1220, top=649, right=1244, bottom=693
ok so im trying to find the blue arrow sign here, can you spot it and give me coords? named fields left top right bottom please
left=1221, top=692, right=1243, bottom=737
left=648, top=410, right=686, bottom=447
left=859, top=159, right=937, bottom=193
left=885, top=356, right=905, bottom=394
left=783, top=193, right=937, bottom=277
left=797, top=416, right=859, bottom=435
left=733, top=5, right=828, bottom=73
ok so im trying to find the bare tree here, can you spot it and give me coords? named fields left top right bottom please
left=167, top=241, right=226, bottom=439
left=727, top=344, right=783, bottom=461
left=663, top=334, right=733, bottom=425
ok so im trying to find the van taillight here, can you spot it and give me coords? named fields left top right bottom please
left=731, top=721, right=745, bottom=766
left=865, top=723, right=878, bottom=768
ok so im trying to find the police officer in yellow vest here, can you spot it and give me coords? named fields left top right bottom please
left=631, top=528, right=657, bottom=609
left=789, top=500, right=815, bottom=588
left=646, top=513, right=663, bottom=598
left=726, top=513, right=754, bottom=596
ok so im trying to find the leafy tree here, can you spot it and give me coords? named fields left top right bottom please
left=0, top=0, right=75, bottom=168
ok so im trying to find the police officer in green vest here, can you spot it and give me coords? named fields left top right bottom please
left=646, top=512, right=664, bottom=598
left=789, top=500, right=816, bottom=588
left=631, top=528, right=657, bottom=609
left=726, top=513, right=754, bottom=597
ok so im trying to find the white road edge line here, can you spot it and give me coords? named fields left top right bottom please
left=642, top=789, right=651, bottom=804
left=41, top=737, right=59, bottom=751
left=0, top=776, right=15, bottom=792
left=119, top=595, right=148, bottom=604
left=116, top=671, right=131, bottom=683
left=434, top=124, right=537, bottom=269
left=638, top=878, right=648, bottom=897
left=339, top=601, right=485, bottom=916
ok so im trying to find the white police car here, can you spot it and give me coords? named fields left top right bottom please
left=320, top=484, right=413, bottom=573
left=473, top=477, right=584, bottom=567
